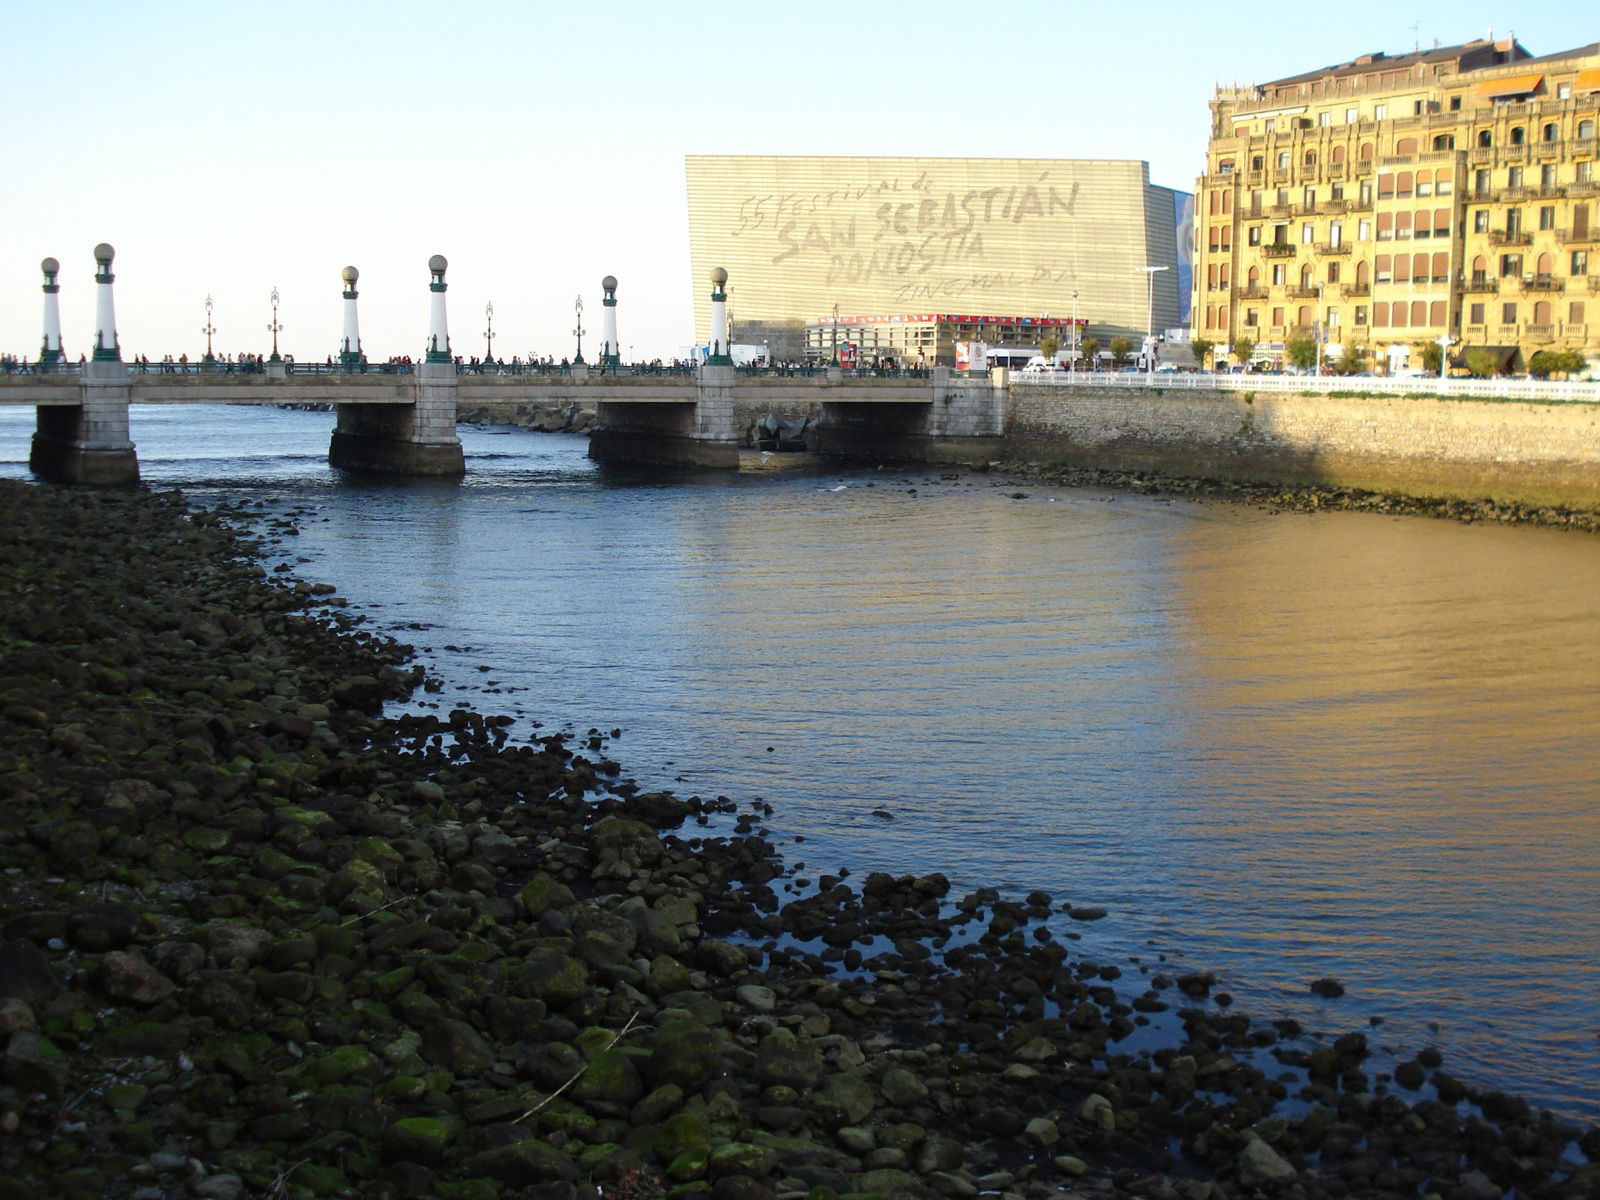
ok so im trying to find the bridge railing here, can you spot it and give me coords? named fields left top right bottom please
left=1010, top=370, right=1600, bottom=403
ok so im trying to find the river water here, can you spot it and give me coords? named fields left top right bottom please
left=4, top=404, right=1598, bottom=1123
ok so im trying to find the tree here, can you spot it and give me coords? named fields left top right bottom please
left=1285, top=334, right=1317, bottom=372
left=1191, top=338, right=1215, bottom=370
left=1079, top=336, right=1101, bottom=368
left=1040, top=335, right=1058, bottom=361
left=1232, top=339, right=1255, bottom=369
left=1464, top=347, right=1498, bottom=378
left=1420, top=342, right=1444, bottom=374
left=1333, top=341, right=1365, bottom=376
left=1528, top=348, right=1586, bottom=379
left=1110, top=336, right=1132, bottom=367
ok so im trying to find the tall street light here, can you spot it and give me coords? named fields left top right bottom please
left=1071, top=289, right=1079, bottom=370
left=202, top=295, right=216, bottom=365
left=1140, top=265, right=1169, bottom=382
left=267, top=286, right=283, bottom=362
left=483, top=301, right=496, bottom=364
left=572, top=295, right=586, bottom=364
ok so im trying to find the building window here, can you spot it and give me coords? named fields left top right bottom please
left=1542, top=164, right=1558, bottom=191
left=1474, top=209, right=1490, bottom=232
left=1302, top=223, right=1315, bottom=244
left=1320, top=111, right=1332, bottom=127
left=1540, top=206, right=1555, bottom=231
left=1506, top=209, right=1522, bottom=235
left=1303, top=186, right=1316, bottom=207
left=1580, top=120, right=1596, bottom=140
left=1508, top=166, right=1523, bottom=188
left=1271, top=307, right=1284, bottom=326
left=1501, top=254, right=1522, bottom=277
left=1574, top=251, right=1590, bottom=275
left=1417, top=174, right=1433, bottom=197
left=1433, top=135, right=1455, bottom=151
left=1502, top=302, right=1518, bottom=324
left=1474, top=168, right=1491, bottom=197
left=1327, top=307, right=1339, bottom=326
left=1346, top=107, right=1358, bottom=124
left=1245, top=309, right=1258, bottom=327
left=1248, top=225, right=1262, bottom=246
left=1375, top=255, right=1393, bottom=284
left=1272, top=264, right=1287, bottom=285
left=1469, top=302, right=1485, bottom=324
left=1436, top=173, right=1453, bottom=196
left=1510, top=127, right=1526, bottom=145
left=1327, top=261, right=1341, bottom=283
left=1355, top=305, right=1368, bottom=324
left=1358, top=218, right=1371, bottom=240
left=1543, top=123, right=1559, bottom=143
left=1450, top=96, right=1462, bottom=111
left=1478, top=129, right=1493, bottom=148
left=1571, top=301, right=1586, bottom=324
left=1558, top=84, right=1572, bottom=101
left=1374, top=103, right=1387, bottom=120
left=1278, top=151, right=1290, bottom=169
left=1265, top=118, right=1276, bottom=133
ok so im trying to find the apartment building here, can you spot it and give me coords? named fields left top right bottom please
left=1193, top=37, right=1600, bottom=372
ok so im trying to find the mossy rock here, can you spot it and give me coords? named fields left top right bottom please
left=537, top=1098, right=597, bottom=1139
left=513, top=952, right=589, bottom=1006
left=379, top=1075, right=428, bottom=1103
left=572, top=1047, right=644, bottom=1109
left=383, top=1115, right=463, bottom=1165
left=519, top=872, right=576, bottom=916
left=655, top=1110, right=712, bottom=1162
left=665, top=1145, right=709, bottom=1181
left=464, top=1138, right=579, bottom=1186
left=306, top=1044, right=383, bottom=1086
left=646, top=1025, right=725, bottom=1091
left=810, top=1074, right=877, bottom=1129
left=709, top=1141, right=780, bottom=1176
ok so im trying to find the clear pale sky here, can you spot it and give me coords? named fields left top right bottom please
left=0, top=1, right=1585, bottom=362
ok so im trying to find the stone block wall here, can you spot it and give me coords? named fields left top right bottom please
left=1006, top=387, right=1600, bottom=509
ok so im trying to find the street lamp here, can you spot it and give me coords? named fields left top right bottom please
left=1437, top=333, right=1453, bottom=381
left=1071, top=289, right=1079, bottom=370
left=202, top=295, right=216, bottom=365
left=572, top=294, right=586, bottom=364
left=1140, top=265, right=1169, bottom=382
left=483, top=301, right=495, bottom=365
left=267, top=286, right=283, bottom=362
left=831, top=302, right=839, bottom=364
left=1315, top=284, right=1325, bottom=376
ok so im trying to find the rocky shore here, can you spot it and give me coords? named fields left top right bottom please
left=991, top=462, right=1600, bottom=533
left=1, top=478, right=1596, bottom=1200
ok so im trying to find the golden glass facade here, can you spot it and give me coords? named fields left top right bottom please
left=686, top=156, right=1187, bottom=361
left=1193, top=38, right=1600, bottom=371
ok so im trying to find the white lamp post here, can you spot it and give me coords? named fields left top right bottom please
left=1140, top=265, right=1169, bottom=382
left=1437, top=333, right=1453, bottom=381
left=1071, top=288, right=1079, bottom=370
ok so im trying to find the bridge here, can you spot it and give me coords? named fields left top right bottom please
left=2, top=251, right=1005, bottom=484
left=0, top=360, right=1005, bottom=484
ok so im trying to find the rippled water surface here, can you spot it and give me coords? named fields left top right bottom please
left=5, top=404, right=1598, bottom=1121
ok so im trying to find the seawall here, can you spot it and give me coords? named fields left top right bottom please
left=1005, top=386, right=1600, bottom=511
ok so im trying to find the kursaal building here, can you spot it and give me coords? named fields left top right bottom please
left=686, top=156, right=1190, bottom=363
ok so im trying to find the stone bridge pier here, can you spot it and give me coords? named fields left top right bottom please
left=28, top=360, right=140, bottom=485
left=585, top=362, right=741, bottom=468
left=327, top=362, right=465, bottom=475
left=807, top=368, right=1007, bottom=463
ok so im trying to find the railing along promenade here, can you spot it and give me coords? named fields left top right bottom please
left=1009, top=370, right=1600, bottom=403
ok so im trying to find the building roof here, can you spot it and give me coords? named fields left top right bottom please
left=1260, top=38, right=1528, bottom=91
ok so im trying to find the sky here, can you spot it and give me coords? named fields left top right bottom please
left=0, top=0, right=1587, bottom=362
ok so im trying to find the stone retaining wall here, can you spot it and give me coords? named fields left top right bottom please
left=1006, top=387, right=1600, bottom=509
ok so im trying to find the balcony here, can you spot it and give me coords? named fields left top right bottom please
left=1487, top=230, right=1533, bottom=246
left=1460, top=277, right=1499, bottom=294
left=1556, top=227, right=1600, bottom=246
left=1521, top=275, right=1565, bottom=293
left=1340, top=282, right=1370, bottom=297
left=1245, top=171, right=1265, bottom=187
left=1285, top=286, right=1321, bottom=299
left=1261, top=244, right=1297, bottom=258
left=1492, top=186, right=1536, bottom=203
left=1525, top=323, right=1555, bottom=340
left=1318, top=199, right=1352, bottom=214
left=1536, top=186, right=1567, bottom=200
left=1236, top=286, right=1269, bottom=300
left=1569, top=180, right=1599, bottom=197
left=1266, top=203, right=1293, bottom=217
left=1326, top=163, right=1348, bottom=180
left=1470, top=147, right=1493, bottom=164
left=1500, top=145, right=1529, bottom=163
left=1315, top=242, right=1352, bottom=255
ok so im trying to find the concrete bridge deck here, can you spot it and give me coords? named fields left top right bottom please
left=0, top=364, right=1005, bottom=482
